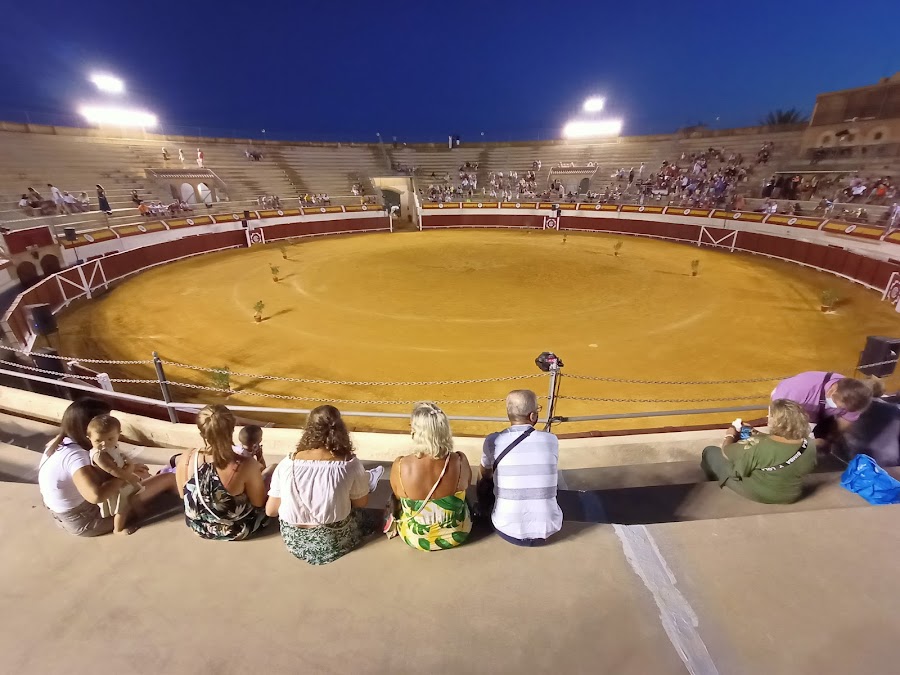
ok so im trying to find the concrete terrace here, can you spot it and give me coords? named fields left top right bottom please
left=2, top=394, right=900, bottom=674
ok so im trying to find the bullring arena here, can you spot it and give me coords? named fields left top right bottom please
left=47, top=225, right=900, bottom=435
left=3, top=72, right=900, bottom=675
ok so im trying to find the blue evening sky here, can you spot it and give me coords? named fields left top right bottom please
left=1, top=0, right=898, bottom=142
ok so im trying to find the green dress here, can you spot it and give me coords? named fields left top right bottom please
left=398, top=491, right=472, bottom=551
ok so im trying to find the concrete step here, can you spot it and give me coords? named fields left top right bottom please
left=562, top=465, right=899, bottom=525
left=560, top=453, right=846, bottom=491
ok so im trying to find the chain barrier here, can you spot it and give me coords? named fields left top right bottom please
left=557, top=394, right=770, bottom=403
left=160, top=361, right=539, bottom=387
left=0, top=343, right=154, bottom=366
left=165, top=381, right=512, bottom=406
left=561, top=359, right=899, bottom=386
left=106, top=378, right=166, bottom=385
left=0, top=358, right=158, bottom=385
left=0, top=359, right=99, bottom=380
left=561, top=373, right=786, bottom=385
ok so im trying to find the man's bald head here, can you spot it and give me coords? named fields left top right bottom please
left=507, top=389, right=539, bottom=425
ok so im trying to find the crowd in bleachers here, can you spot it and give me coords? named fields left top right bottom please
left=17, top=184, right=92, bottom=216
left=299, top=192, right=330, bottom=206
left=257, top=194, right=281, bottom=209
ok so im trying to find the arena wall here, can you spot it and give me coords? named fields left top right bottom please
left=420, top=203, right=900, bottom=295
left=0, top=209, right=390, bottom=349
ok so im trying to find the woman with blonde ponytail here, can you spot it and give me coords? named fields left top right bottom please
left=388, top=402, right=472, bottom=550
left=176, top=404, right=269, bottom=540
left=265, top=405, right=378, bottom=564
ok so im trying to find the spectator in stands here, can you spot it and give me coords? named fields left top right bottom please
left=131, top=190, right=141, bottom=206
left=27, top=186, right=42, bottom=204
left=196, top=148, right=204, bottom=168
left=62, top=192, right=81, bottom=213
left=175, top=404, right=270, bottom=541
left=138, top=202, right=150, bottom=217
left=17, top=194, right=30, bottom=213
left=38, top=398, right=177, bottom=537
left=162, top=147, right=169, bottom=162
left=480, top=390, right=562, bottom=546
left=48, top=183, right=65, bottom=214
left=890, top=203, right=900, bottom=230
left=389, top=402, right=472, bottom=551
left=701, top=399, right=816, bottom=504
left=772, top=372, right=875, bottom=452
left=78, top=191, right=90, bottom=211
left=178, top=148, right=184, bottom=164
left=95, top=185, right=112, bottom=215
left=265, top=405, right=378, bottom=565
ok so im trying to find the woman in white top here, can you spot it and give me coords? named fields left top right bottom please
left=38, top=398, right=177, bottom=537
left=266, top=405, right=377, bottom=565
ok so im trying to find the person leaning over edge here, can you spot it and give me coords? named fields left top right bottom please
left=772, top=371, right=875, bottom=452
left=480, top=390, right=562, bottom=547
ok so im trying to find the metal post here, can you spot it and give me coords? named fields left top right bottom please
left=544, top=360, right=562, bottom=433
left=152, top=351, right=178, bottom=424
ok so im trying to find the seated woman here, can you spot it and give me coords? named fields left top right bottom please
left=175, top=404, right=269, bottom=541
left=266, top=405, right=377, bottom=565
left=701, top=399, right=816, bottom=504
left=39, top=398, right=177, bottom=537
left=389, top=402, right=472, bottom=551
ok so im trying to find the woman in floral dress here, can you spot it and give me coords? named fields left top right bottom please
left=176, top=405, right=269, bottom=541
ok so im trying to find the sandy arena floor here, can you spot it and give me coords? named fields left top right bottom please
left=56, top=229, right=900, bottom=435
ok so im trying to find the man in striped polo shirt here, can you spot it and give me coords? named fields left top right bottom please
left=481, top=390, right=563, bottom=546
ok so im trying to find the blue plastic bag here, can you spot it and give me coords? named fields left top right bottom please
left=840, top=455, right=900, bottom=505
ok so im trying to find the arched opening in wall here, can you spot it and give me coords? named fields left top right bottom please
left=40, top=254, right=61, bottom=276
left=578, top=177, right=591, bottom=194
left=180, top=183, right=196, bottom=204
left=382, top=188, right=401, bottom=212
left=197, top=183, right=213, bottom=206
left=16, top=261, right=38, bottom=288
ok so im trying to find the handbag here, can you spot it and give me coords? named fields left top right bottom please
left=840, top=454, right=900, bottom=505
left=474, top=427, right=535, bottom=519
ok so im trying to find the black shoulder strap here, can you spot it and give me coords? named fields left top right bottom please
left=817, top=372, right=834, bottom=420
left=493, top=427, right=535, bottom=471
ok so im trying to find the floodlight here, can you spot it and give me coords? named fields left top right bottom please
left=89, top=73, right=125, bottom=94
left=583, top=97, right=605, bottom=113
left=79, top=105, right=158, bottom=128
left=562, top=119, right=623, bottom=139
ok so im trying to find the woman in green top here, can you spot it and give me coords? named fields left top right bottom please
left=702, top=399, right=816, bottom=504
left=390, top=402, right=472, bottom=551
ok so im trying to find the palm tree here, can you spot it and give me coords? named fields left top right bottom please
left=761, top=108, right=809, bottom=126
left=253, top=300, right=264, bottom=322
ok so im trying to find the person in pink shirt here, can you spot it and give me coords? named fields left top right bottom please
left=772, top=371, right=875, bottom=450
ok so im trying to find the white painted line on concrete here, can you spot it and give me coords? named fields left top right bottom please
left=614, top=524, right=718, bottom=675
